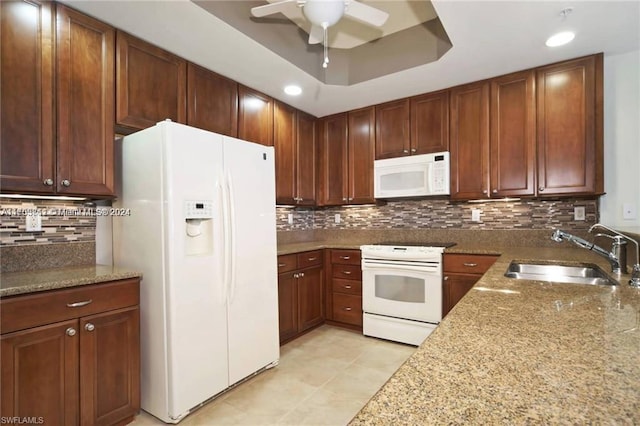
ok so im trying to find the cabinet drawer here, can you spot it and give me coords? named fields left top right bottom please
left=332, top=278, right=362, bottom=296
left=332, top=294, right=362, bottom=326
left=297, top=250, right=322, bottom=269
left=277, top=254, right=298, bottom=274
left=1, top=279, right=140, bottom=334
left=332, top=264, right=362, bottom=280
left=443, top=254, right=498, bottom=275
left=330, top=250, right=361, bottom=265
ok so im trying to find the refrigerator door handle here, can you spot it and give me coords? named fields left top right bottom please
left=221, top=175, right=232, bottom=303
left=227, top=172, right=237, bottom=303
left=218, top=178, right=229, bottom=304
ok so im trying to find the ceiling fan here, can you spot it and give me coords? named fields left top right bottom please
left=251, top=0, right=389, bottom=68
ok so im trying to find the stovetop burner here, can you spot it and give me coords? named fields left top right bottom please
left=374, top=241, right=457, bottom=248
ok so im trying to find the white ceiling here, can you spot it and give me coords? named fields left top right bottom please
left=62, top=0, right=640, bottom=118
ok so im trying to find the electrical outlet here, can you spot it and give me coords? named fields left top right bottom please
left=623, top=203, right=637, bottom=220
left=334, top=213, right=341, bottom=224
left=287, top=213, right=293, bottom=225
left=25, top=213, right=42, bottom=232
left=574, top=206, right=586, bottom=221
left=471, top=209, right=481, bottom=222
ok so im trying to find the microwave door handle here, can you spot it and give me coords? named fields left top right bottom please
left=426, top=163, right=433, bottom=193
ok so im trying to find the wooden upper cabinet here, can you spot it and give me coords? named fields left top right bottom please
left=296, top=111, right=317, bottom=205
left=318, top=113, right=349, bottom=206
left=348, top=106, right=376, bottom=204
left=238, top=85, right=273, bottom=146
left=116, top=31, right=186, bottom=131
left=489, top=70, right=536, bottom=197
left=186, top=63, right=238, bottom=137
left=411, top=90, right=449, bottom=154
left=56, top=5, right=115, bottom=196
left=375, top=99, right=410, bottom=159
left=449, top=81, right=490, bottom=200
left=0, top=0, right=55, bottom=194
left=536, top=54, right=603, bottom=196
left=274, top=101, right=297, bottom=205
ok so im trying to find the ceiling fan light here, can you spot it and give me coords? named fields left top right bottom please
left=545, top=31, right=575, bottom=47
left=303, top=0, right=345, bottom=27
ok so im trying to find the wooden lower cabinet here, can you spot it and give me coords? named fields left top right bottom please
left=0, top=279, right=140, bottom=426
left=277, top=251, right=324, bottom=344
left=326, top=249, right=363, bottom=330
left=443, top=254, right=498, bottom=316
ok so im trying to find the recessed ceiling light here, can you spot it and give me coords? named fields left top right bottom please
left=545, top=31, right=575, bottom=47
left=284, top=85, right=302, bottom=96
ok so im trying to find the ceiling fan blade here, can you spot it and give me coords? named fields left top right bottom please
left=251, top=0, right=298, bottom=18
left=308, top=24, right=323, bottom=44
left=344, top=0, right=389, bottom=27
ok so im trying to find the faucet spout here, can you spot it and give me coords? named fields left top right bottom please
left=551, top=228, right=621, bottom=273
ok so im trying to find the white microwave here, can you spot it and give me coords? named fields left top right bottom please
left=374, top=152, right=450, bottom=199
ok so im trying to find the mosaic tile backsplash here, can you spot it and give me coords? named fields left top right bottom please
left=0, top=199, right=96, bottom=246
left=277, top=198, right=599, bottom=232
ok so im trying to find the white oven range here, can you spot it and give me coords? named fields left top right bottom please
left=360, top=243, right=454, bottom=346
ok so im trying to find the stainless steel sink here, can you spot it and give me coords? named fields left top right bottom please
left=505, top=262, right=618, bottom=286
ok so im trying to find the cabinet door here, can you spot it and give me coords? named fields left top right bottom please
left=296, top=111, right=317, bottom=206
left=536, top=55, right=601, bottom=196
left=56, top=5, right=115, bottom=197
left=348, top=107, right=376, bottom=204
left=490, top=70, right=536, bottom=197
left=443, top=274, right=479, bottom=317
left=318, top=113, right=349, bottom=205
left=278, top=272, right=298, bottom=344
left=238, top=85, right=273, bottom=146
left=1, top=320, right=79, bottom=425
left=450, top=81, right=490, bottom=200
left=375, top=99, right=410, bottom=159
left=274, top=101, right=297, bottom=205
left=80, top=307, right=140, bottom=426
left=187, top=63, right=238, bottom=136
left=298, top=266, right=324, bottom=332
left=116, top=31, right=186, bottom=130
left=411, top=90, right=449, bottom=154
left=0, top=0, right=55, bottom=193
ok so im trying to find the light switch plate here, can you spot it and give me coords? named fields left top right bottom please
left=287, top=213, right=293, bottom=225
left=334, top=213, right=341, bottom=224
left=471, top=209, right=481, bottom=222
left=623, top=203, right=637, bottom=220
left=574, top=206, right=586, bottom=221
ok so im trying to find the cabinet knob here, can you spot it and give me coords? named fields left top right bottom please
left=348, top=197, right=353, bottom=201
left=539, top=186, right=545, bottom=192
left=293, top=273, right=299, bottom=278
left=444, top=276, right=449, bottom=281
left=342, top=197, right=348, bottom=201
left=61, top=179, right=71, bottom=187
left=492, top=189, right=497, bottom=194
left=482, top=189, right=488, bottom=194
left=84, top=323, right=95, bottom=332
left=66, top=327, right=76, bottom=337
left=411, top=148, right=417, bottom=153
left=343, top=307, right=352, bottom=311
left=299, top=272, right=305, bottom=278
left=43, top=178, right=54, bottom=186
left=403, top=149, right=409, bottom=153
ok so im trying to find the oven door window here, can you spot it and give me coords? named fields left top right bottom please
left=375, top=275, right=425, bottom=303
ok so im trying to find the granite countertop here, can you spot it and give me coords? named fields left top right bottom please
left=0, top=265, right=142, bottom=298
left=350, top=246, right=640, bottom=424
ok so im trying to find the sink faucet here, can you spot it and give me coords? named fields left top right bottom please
left=551, top=225, right=640, bottom=287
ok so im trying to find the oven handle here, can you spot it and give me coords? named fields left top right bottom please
left=362, top=261, right=440, bottom=273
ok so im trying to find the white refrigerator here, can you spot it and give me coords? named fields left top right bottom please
left=113, top=121, right=279, bottom=423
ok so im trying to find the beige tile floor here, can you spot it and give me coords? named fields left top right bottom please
left=131, top=325, right=416, bottom=426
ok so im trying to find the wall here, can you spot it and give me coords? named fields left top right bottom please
left=601, top=49, right=640, bottom=230
left=277, top=198, right=599, bottom=232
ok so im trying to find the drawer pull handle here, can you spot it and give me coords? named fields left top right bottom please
left=343, top=307, right=352, bottom=311
left=463, top=263, right=478, bottom=267
left=67, top=299, right=92, bottom=308
left=278, top=263, right=286, bottom=267
left=340, top=256, right=351, bottom=260
left=85, top=323, right=95, bottom=332
left=342, top=271, right=352, bottom=275
left=308, top=257, right=317, bottom=261
left=66, top=328, right=76, bottom=337
left=344, top=285, right=352, bottom=289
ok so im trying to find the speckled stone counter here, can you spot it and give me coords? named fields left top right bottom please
left=0, top=265, right=142, bottom=297
left=349, top=246, right=640, bottom=425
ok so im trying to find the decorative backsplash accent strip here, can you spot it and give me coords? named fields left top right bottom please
left=0, top=199, right=96, bottom=246
left=277, top=198, right=599, bottom=231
